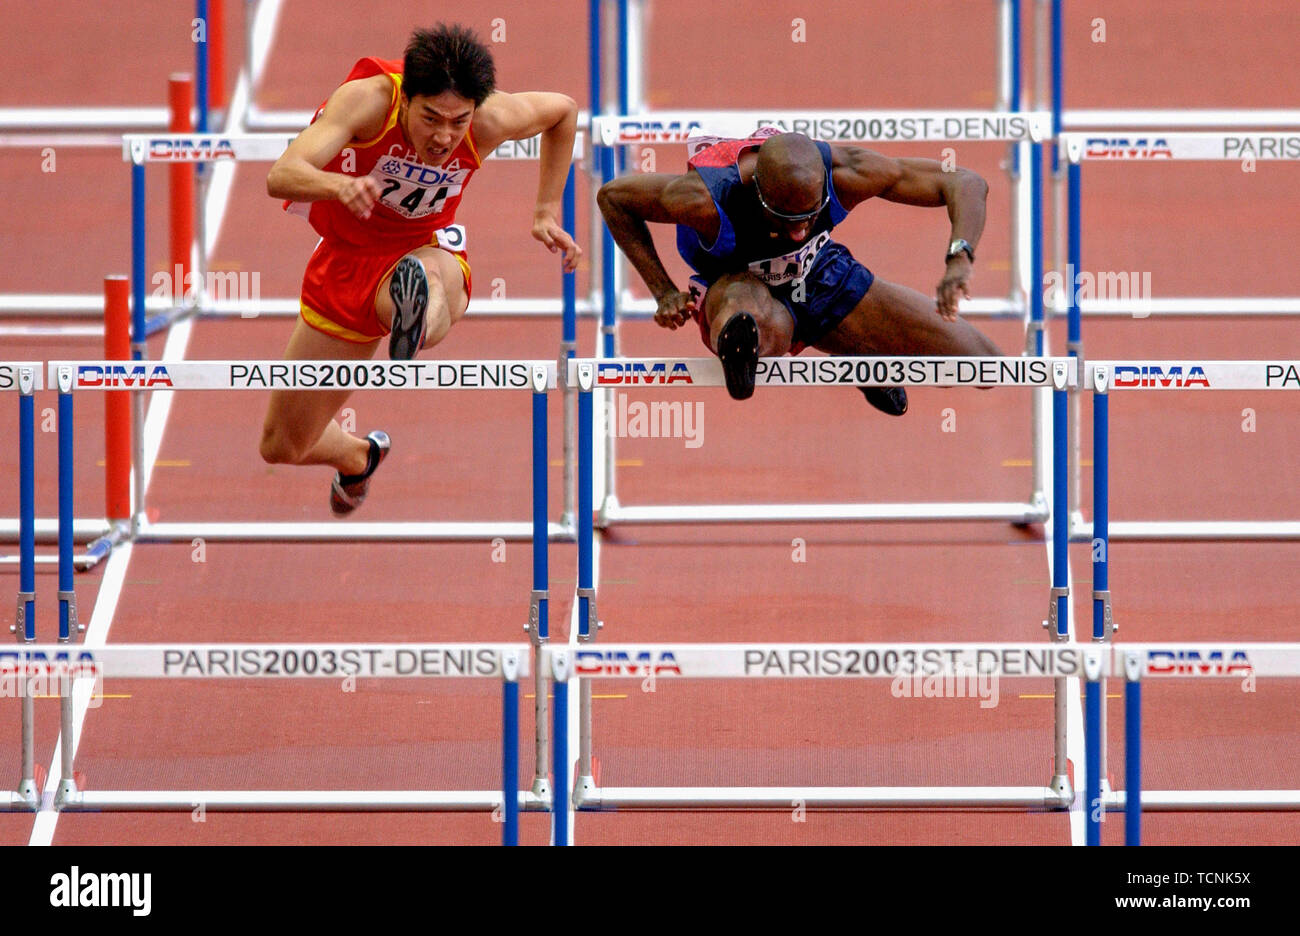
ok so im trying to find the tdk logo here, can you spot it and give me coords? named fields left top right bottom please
left=148, top=138, right=236, bottom=161
left=1085, top=137, right=1174, bottom=159
left=1112, top=365, right=1209, bottom=388
left=76, top=364, right=174, bottom=388
left=573, top=650, right=683, bottom=676
left=1146, top=649, right=1252, bottom=676
left=596, top=362, right=694, bottom=385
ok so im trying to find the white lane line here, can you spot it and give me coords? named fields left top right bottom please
left=204, top=0, right=282, bottom=256
left=28, top=316, right=194, bottom=846
left=27, top=540, right=133, bottom=845
left=27, top=1, right=279, bottom=845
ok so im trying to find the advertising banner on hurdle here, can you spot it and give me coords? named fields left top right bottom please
left=562, top=643, right=1097, bottom=680
left=1087, top=360, right=1300, bottom=391
left=1062, top=131, right=1300, bottom=163
left=594, top=110, right=1053, bottom=145
left=0, top=362, right=43, bottom=392
left=121, top=132, right=585, bottom=164
left=571, top=356, right=1075, bottom=390
left=47, top=360, right=558, bottom=392
left=0, top=643, right=530, bottom=680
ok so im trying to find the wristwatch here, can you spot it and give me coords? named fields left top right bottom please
left=946, top=238, right=975, bottom=263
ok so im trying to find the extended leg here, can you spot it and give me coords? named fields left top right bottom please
left=815, top=277, right=1002, bottom=416
left=259, top=318, right=377, bottom=474
left=815, top=277, right=1002, bottom=357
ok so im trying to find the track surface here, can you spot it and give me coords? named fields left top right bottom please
left=1, top=1, right=1298, bottom=845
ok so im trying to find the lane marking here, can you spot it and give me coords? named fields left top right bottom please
left=27, top=3, right=278, bottom=847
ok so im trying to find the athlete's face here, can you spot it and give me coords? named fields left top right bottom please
left=402, top=91, right=475, bottom=164
left=754, top=171, right=827, bottom=244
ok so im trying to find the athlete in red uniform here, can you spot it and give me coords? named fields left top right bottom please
left=261, top=24, right=580, bottom=514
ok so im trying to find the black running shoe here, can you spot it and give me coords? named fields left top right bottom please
left=330, top=431, right=391, bottom=516
left=859, top=386, right=909, bottom=416
left=716, top=311, right=759, bottom=400
left=388, top=256, right=428, bottom=360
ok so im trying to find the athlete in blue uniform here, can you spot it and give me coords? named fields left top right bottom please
left=597, top=130, right=1001, bottom=407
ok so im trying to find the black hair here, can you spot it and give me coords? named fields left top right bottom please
left=403, top=24, right=496, bottom=105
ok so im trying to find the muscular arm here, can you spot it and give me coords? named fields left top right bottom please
left=832, top=146, right=988, bottom=251
left=473, top=91, right=582, bottom=270
left=265, top=76, right=391, bottom=216
left=596, top=172, right=717, bottom=302
left=833, top=146, right=989, bottom=320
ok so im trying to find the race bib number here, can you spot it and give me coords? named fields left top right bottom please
left=373, top=156, right=470, bottom=219
left=748, top=230, right=831, bottom=287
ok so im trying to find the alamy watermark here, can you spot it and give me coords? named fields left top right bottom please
left=1043, top=264, right=1153, bottom=317
left=50, top=866, right=151, bottom=916
left=151, top=264, right=262, bottom=316
left=891, top=665, right=1000, bottom=709
left=610, top=390, right=703, bottom=448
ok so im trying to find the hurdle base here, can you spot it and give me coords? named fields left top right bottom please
left=598, top=500, right=1049, bottom=527
left=57, top=789, right=553, bottom=812
left=1103, top=790, right=1300, bottom=811
left=0, top=517, right=112, bottom=545
left=1071, top=518, right=1300, bottom=542
left=575, top=785, right=1067, bottom=810
left=3, top=783, right=40, bottom=812
left=78, top=520, right=132, bottom=572
left=134, top=519, right=577, bottom=544
left=1049, top=772, right=1075, bottom=807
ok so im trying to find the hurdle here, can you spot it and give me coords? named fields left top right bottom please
left=1086, top=360, right=1300, bottom=818
left=1091, top=644, right=1300, bottom=846
left=1, top=363, right=43, bottom=810
left=26, top=132, right=585, bottom=568
left=5, top=643, right=529, bottom=844
left=1061, top=127, right=1300, bottom=545
left=544, top=642, right=1094, bottom=843
left=563, top=355, right=1081, bottom=815
left=588, top=110, right=1055, bottom=528
left=39, top=359, right=558, bottom=817
left=543, top=637, right=1300, bottom=844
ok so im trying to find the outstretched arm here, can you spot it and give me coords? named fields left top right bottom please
left=597, top=172, right=716, bottom=329
left=833, top=147, right=989, bottom=321
left=473, top=91, right=582, bottom=272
